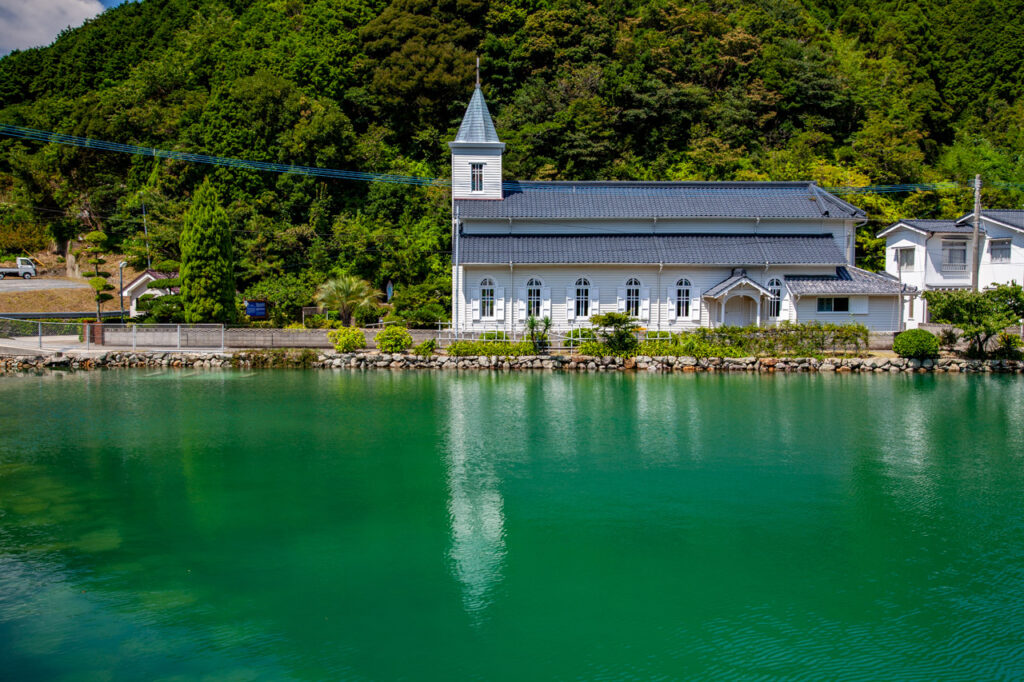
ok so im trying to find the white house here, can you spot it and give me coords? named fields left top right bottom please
left=449, top=86, right=908, bottom=335
left=878, top=210, right=1024, bottom=327
left=120, top=269, right=178, bottom=317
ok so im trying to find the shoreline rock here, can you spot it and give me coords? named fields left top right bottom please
left=1, top=350, right=1021, bottom=375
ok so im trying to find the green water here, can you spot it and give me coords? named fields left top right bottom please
left=0, top=370, right=1022, bottom=681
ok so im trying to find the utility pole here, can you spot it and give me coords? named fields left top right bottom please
left=971, top=174, right=982, bottom=292
left=897, top=254, right=905, bottom=332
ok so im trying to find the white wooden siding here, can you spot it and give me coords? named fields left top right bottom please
left=451, top=147, right=503, bottom=200
left=793, top=295, right=901, bottom=332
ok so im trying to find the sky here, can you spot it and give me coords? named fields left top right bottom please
left=0, top=0, right=131, bottom=56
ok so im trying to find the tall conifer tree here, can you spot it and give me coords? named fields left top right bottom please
left=180, top=179, right=236, bottom=323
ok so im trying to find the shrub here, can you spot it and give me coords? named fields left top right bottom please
left=892, top=328, right=939, bottom=359
left=400, top=303, right=448, bottom=329
left=328, top=327, right=366, bottom=352
left=413, top=338, right=437, bottom=356
left=480, top=331, right=508, bottom=341
left=303, top=314, right=330, bottom=329
left=564, top=327, right=597, bottom=347
left=637, top=340, right=683, bottom=356
left=590, top=312, right=640, bottom=353
left=446, top=340, right=533, bottom=357
left=995, top=332, right=1022, bottom=359
left=575, top=341, right=612, bottom=357
left=938, top=328, right=960, bottom=352
left=353, top=304, right=386, bottom=327
left=375, top=325, right=413, bottom=352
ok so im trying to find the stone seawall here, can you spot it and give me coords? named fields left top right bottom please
left=1, top=350, right=1021, bottom=374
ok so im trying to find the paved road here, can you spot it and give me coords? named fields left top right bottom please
left=0, top=277, right=89, bottom=291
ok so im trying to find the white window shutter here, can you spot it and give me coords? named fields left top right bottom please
left=850, top=295, right=868, bottom=315
left=471, top=289, right=481, bottom=321
left=616, top=287, right=626, bottom=313
left=666, top=287, right=677, bottom=321
left=540, top=288, right=551, bottom=319
left=689, top=289, right=701, bottom=321
left=590, top=288, right=600, bottom=317
left=565, top=287, right=576, bottom=321
left=517, top=288, right=527, bottom=321
left=494, top=288, right=505, bottom=320
left=640, top=288, right=650, bottom=321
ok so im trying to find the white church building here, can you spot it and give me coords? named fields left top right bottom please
left=449, top=85, right=908, bottom=335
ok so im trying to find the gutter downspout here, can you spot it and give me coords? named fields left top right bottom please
left=897, top=251, right=905, bottom=333
left=509, top=260, right=514, bottom=339
left=653, top=217, right=659, bottom=333
left=657, top=261, right=663, bottom=333
left=757, top=217, right=769, bottom=325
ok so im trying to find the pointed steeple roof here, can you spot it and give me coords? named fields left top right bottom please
left=453, top=86, right=501, bottom=144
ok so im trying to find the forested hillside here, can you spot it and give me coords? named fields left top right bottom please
left=1, top=0, right=1023, bottom=321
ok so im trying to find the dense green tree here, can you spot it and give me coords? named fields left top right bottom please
left=179, top=179, right=237, bottom=323
left=1, top=0, right=1024, bottom=321
left=314, top=273, right=382, bottom=327
left=80, top=230, right=114, bottom=321
left=922, top=289, right=1016, bottom=357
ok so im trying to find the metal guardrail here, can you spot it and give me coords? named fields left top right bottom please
left=0, top=317, right=225, bottom=351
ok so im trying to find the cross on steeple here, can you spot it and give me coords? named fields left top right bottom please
left=476, top=56, right=480, bottom=88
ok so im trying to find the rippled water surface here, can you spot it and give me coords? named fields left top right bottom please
left=1, top=370, right=1023, bottom=680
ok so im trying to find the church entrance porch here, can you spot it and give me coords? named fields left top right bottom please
left=723, top=295, right=758, bottom=327
left=704, top=269, right=774, bottom=328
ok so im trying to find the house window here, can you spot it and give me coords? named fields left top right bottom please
left=817, top=297, right=850, bottom=313
left=767, top=278, right=782, bottom=317
left=625, top=278, right=641, bottom=316
left=675, top=279, right=691, bottom=318
left=526, top=278, right=542, bottom=317
left=896, top=247, right=915, bottom=270
left=575, top=277, right=591, bottom=318
left=480, top=277, right=495, bottom=318
left=470, top=163, right=484, bottom=192
left=990, top=239, right=1012, bottom=264
left=942, top=240, right=968, bottom=272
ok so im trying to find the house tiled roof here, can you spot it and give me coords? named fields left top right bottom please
left=877, top=219, right=981, bottom=237
left=785, top=267, right=913, bottom=295
left=453, top=86, right=501, bottom=144
left=961, top=209, right=1024, bottom=231
left=455, top=181, right=866, bottom=220
left=878, top=211, right=1024, bottom=238
left=459, top=234, right=847, bottom=265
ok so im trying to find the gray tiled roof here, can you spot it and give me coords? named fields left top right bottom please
left=456, top=182, right=866, bottom=220
left=704, top=270, right=773, bottom=298
left=878, top=219, right=981, bottom=237
left=785, top=267, right=914, bottom=295
left=459, top=234, right=847, bottom=265
left=453, top=87, right=501, bottom=144
left=968, top=209, right=1024, bottom=231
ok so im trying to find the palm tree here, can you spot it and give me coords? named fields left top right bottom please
left=315, top=274, right=382, bottom=327
left=525, top=315, right=552, bottom=352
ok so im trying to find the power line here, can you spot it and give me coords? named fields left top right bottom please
left=0, top=124, right=448, bottom=188
left=4, top=123, right=1024, bottom=197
